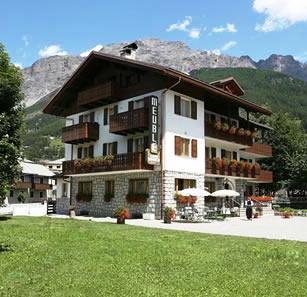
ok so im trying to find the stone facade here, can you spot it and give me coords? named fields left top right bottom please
left=57, top=170, right=162, bottom=218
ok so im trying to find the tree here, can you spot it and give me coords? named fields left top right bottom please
left=264, top=112, right=307, bottom=190
left=0, top=43, right=24, bottom=204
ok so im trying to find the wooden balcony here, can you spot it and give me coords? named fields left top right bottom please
left=63, top=152, right=153, bottom=175
left=109, top=108, right=149, bottom=135
left=15, top=181, right=32, bottom=190
left=244, top=143, right=272, bottom=157
left=257, top=170, right=273, bottom=183
left=62, top=122, right=99, bottom=144
left=205, top=122, right=253, bottom=146
left=32, top=183, right=52, bottom=190
left=77, top=81, right=120, bottom=107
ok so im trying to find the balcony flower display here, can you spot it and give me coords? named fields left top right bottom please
left=222, top=122, right=229, bottom=132
left=229, top=126, right=237, bottom=135
left=253, top=162, right=261, bottom=175
left=214, top=120, right=222, bottom=130
left=114, top=207, right=130, bottom=224
left=251, top=129, right=258, bottom=139
left=245, top=129, right=252, bottom=137
left=228, top=159, right=238, bottom=175
left=249, top=195, right=272, bottom=203
left=175, top=194, right=197, bottom=205
left=237, top=128, right=245, bottom=136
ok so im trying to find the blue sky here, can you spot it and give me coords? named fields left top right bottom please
left=1, top=0, right=307, bottom=68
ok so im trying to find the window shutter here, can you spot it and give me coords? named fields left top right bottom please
left=103, top=108, right=108, bottom=125
left=103, top=143, right=107, bottom=156
left=143, top=136, right=149, bottom=151
left=191, top=139, right=198, bottom=158
left=175, top=136, right=182, bottom=156
left=191, top=101, right=197, bottom=120
left=127, top=139, right=133, bottom=153
left=128, top=101, right=134, bottom=111
left=174, top=95, right=181, bottom=115
left=90, top=112, right=95, bottom=123
left=113, top=105, right=118, bottom=115
left=79, top=115, right=84, bottom=124
left=77, top=147, right=82, bottom=159
left=112, top=142, right=118, bottom=155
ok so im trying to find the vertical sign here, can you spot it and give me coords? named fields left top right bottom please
left=148, top=96, right=159, bottom=155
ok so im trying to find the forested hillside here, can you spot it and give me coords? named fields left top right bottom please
left=23, top=68, right=307, bottom=160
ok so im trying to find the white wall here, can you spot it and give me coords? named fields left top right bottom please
left=56, top=177, right=71, bottom=199
left=162, top=90, right=205, bottom=174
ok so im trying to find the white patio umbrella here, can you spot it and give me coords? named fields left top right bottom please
left=211, top=190, right=240, bottom=214
left=178, top=188, right=211, bottom=197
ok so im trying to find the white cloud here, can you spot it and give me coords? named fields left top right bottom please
left=22, top=35, right=29, bottom=47
left=210, top=41, right=237, bottom=56
left=13, top=62, right=23, bottom=69
left=38, top=45, right=68, bottom=58
left=294, top=52, right=307, bottom=62
left=80, top=44, right=103, bottom=57
left=253, top=0, right=307, bottom=32
left=166, top=16, right=201, bottom=39
left=212, top=23, right=237, bottom=33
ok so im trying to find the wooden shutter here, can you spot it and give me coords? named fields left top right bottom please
left=191, top=101, right=197, bottom=119
left=127, top=139, right=133, bottom=153
left=77, top=147, right=82, bottom=159
left=103, top=108, right=108, bottom=125
left=191, top=139, right=197, bottom=158
left=79, top=115, right=84, bottom=124
left=113, top=105, right=118, bottom=115
left=90, top=112, right=95, bottom=123
left=112, top=142, right=118, bottom=155
left=89, top=145, right=94, bottom=158
left=174, top=136, right=182, bottom=156
left=143, top=136, right=149, bottom=151
left=103, top=143, right=107, bottom=156
left=174, top=95, right=181, bottom=115
left=128, top=101, right=134, bottom=111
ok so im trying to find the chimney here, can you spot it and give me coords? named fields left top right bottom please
left=120, top=42, right=138, bottom=60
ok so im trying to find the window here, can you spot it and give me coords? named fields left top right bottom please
left=127, top=136, right=148, bottom=153
left=129, top=179, right=148, bottom=194
left=49, top=165, right=53, bottom=169
left=78, top=182, right=92, bottom=195
left=105, top=180, right=115, bottom=194
left=221, top=149, right=232, bottom=160
left=233, top=152, right=238, bottom=160
left=211, top=147, right=216, bottom=158
left=134, top=99, right=144, bottom=109
left=174, top=136, right=197, bottom=158
left=205, top=182, right=216, bottom=193
left=40, top=192, right=43, bottom=198
left=104, top=108, right=108, bottom=125
left=62, top=183, right=68, bottom=197
left=103, top=142, right=118, bottom=156
left=205, top=147, right=210, bottom=160
left=79, top=112, right=95, bottom=123
left=174, top=95, right=197, bottom=119
left=175, top=179, right=196, bottom=191
left=56, top=165, right=61, bottom=169
left=135, top=137, right=144, bottom=152
left=30, top=191, right=34, bottom=198
left=40, top=177, right=44, bottom=184
left=77, top=145, right=94, bottom=159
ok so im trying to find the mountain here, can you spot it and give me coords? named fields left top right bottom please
left=23, top=67, right=307, bottom=160
left=21, top=38, right=307, bottom=107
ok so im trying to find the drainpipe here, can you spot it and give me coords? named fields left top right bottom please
left=160, top=77, right=182, bottom=219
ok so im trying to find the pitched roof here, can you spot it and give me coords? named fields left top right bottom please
left=43, top=51, right=272, bottom=116
left=210, top=77, right=245, bottom=96
left=21, top=160, right=55, bottom=177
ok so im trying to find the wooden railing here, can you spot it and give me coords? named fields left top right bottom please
left=15, top=181, right=32, bottom=189
left=77, top=81, right=120, bottom=106
left=257, top=170, right=273, bottom=183
left=109, top=108, right=149, bottom=135
left=62, top=122, right=99, bottom=144
left=244, top=143, right=272, bottom=157
left=32, top=183, right=52, bottom=190
left=205, top=121, right=253, bottom=146
left=63, top=152, right=153, bottom=175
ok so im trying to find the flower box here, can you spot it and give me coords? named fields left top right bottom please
left=126, top=193, right=149, bottom=204
left=76, top=193, right=92, bottom=202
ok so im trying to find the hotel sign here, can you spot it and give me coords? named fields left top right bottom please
left=148, top=96, right=159, bottom=155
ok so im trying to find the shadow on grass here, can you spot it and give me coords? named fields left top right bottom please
left=0, top=216, right=12, bottom=221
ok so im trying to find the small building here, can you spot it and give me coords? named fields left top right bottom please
left=8, top=159, right=55, bottom=204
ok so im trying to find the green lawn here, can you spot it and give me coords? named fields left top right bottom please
left=0, top=217, right=307, bottom=297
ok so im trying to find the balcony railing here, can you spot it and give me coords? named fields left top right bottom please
left=63, top=152, right=153, bottom=175
left=77, top=81, right=120, bottom=107
left=32, top=183, right=52, bottom=190
left=257, top=170, right=273, bottom=183
left=109, top=108, right=149, bottom=135
left=205, top=159, right=260, bottom=178
left=205, top=121, right=253, bottom=146
left=62, top=122, right=99, bottom=144
left=244, top=143, right=272, bottom=157
left=15, top=181, right=32, bottom=189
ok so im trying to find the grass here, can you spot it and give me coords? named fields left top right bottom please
left=0, top=217, right=307, bottom=297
